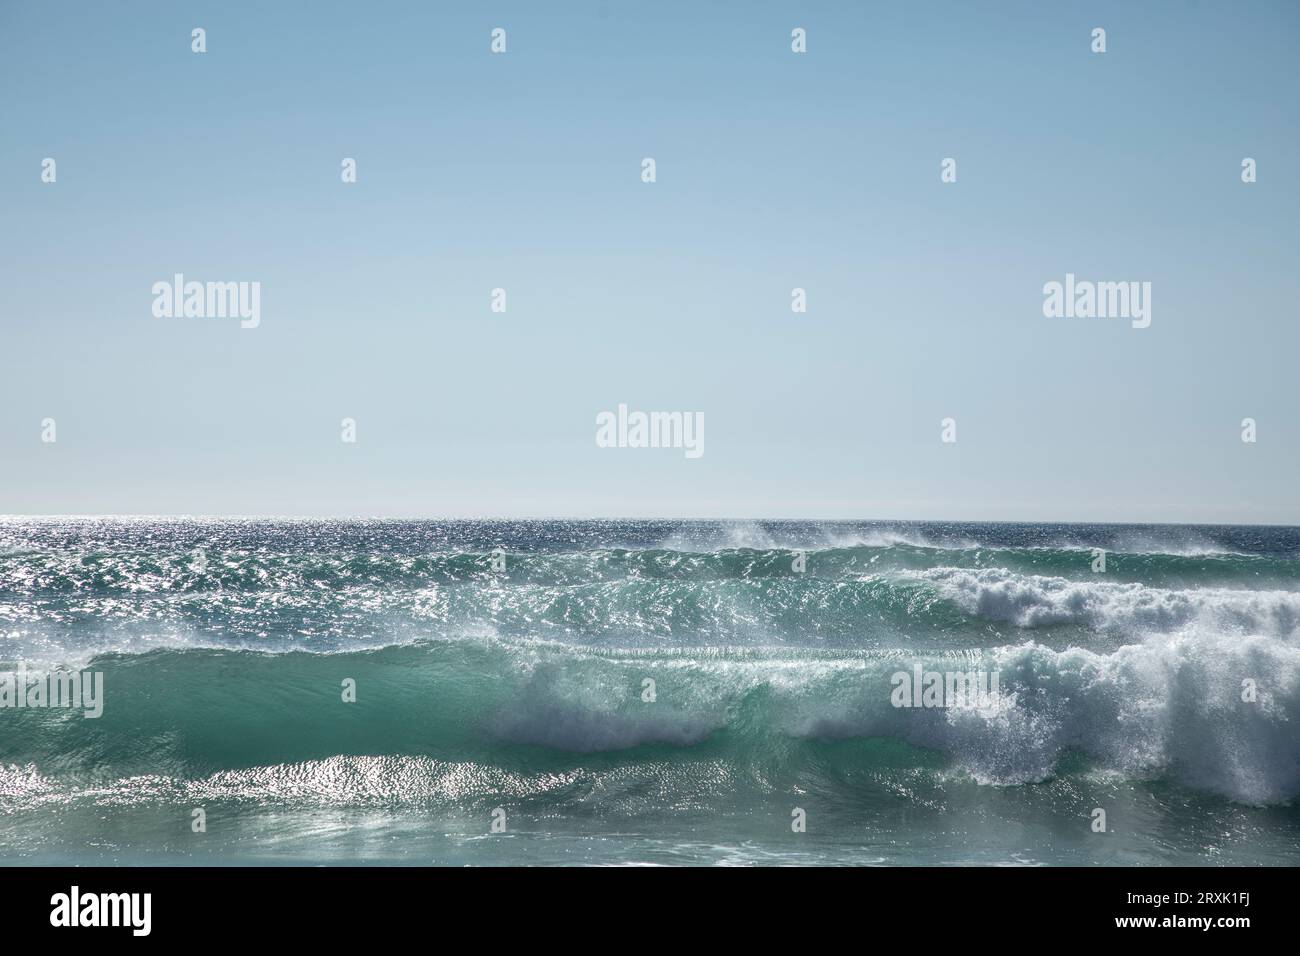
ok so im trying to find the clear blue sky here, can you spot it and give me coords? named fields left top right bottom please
left=1, top=1, right=1297, bottom=522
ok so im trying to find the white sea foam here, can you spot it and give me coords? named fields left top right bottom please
left=478, top=634, right=1300, bottom=804
left=918, top=567, right=1300, bottom=637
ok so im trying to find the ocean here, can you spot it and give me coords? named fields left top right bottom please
left=1, top=518, right=1297, bottom=866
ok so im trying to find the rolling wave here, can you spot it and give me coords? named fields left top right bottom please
left=919, top=568, right=1300, bottom=637
left=3, top=629, right=1296, bottom=806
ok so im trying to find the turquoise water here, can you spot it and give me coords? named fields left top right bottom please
left=1, top=518, right=1298, bottom=865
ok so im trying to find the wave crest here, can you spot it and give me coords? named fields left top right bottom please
left=920, top=567, right=1300, bottom=638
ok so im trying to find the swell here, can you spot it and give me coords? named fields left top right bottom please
left=4, top=634, right=1297, bottom=805
left=4, top=544, right=1298, bottom=596
left=5, top=564, right=1300, bottom=667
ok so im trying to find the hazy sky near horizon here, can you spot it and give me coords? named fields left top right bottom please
left=1, top=1, right=1297, bottom=522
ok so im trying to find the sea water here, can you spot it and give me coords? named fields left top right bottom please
left=1, top=518, right=1297, bottom=865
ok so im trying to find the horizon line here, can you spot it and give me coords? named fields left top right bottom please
left=2, top=514, right=1298, bottom=529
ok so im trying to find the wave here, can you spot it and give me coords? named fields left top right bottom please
left=919, top=568, right=1300, bottom=638
left=6, top=551, right=1300, bottom=668
left=4, top=541, right=1295, bottom=598
left=2, top=631, right=1296, bottom=806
